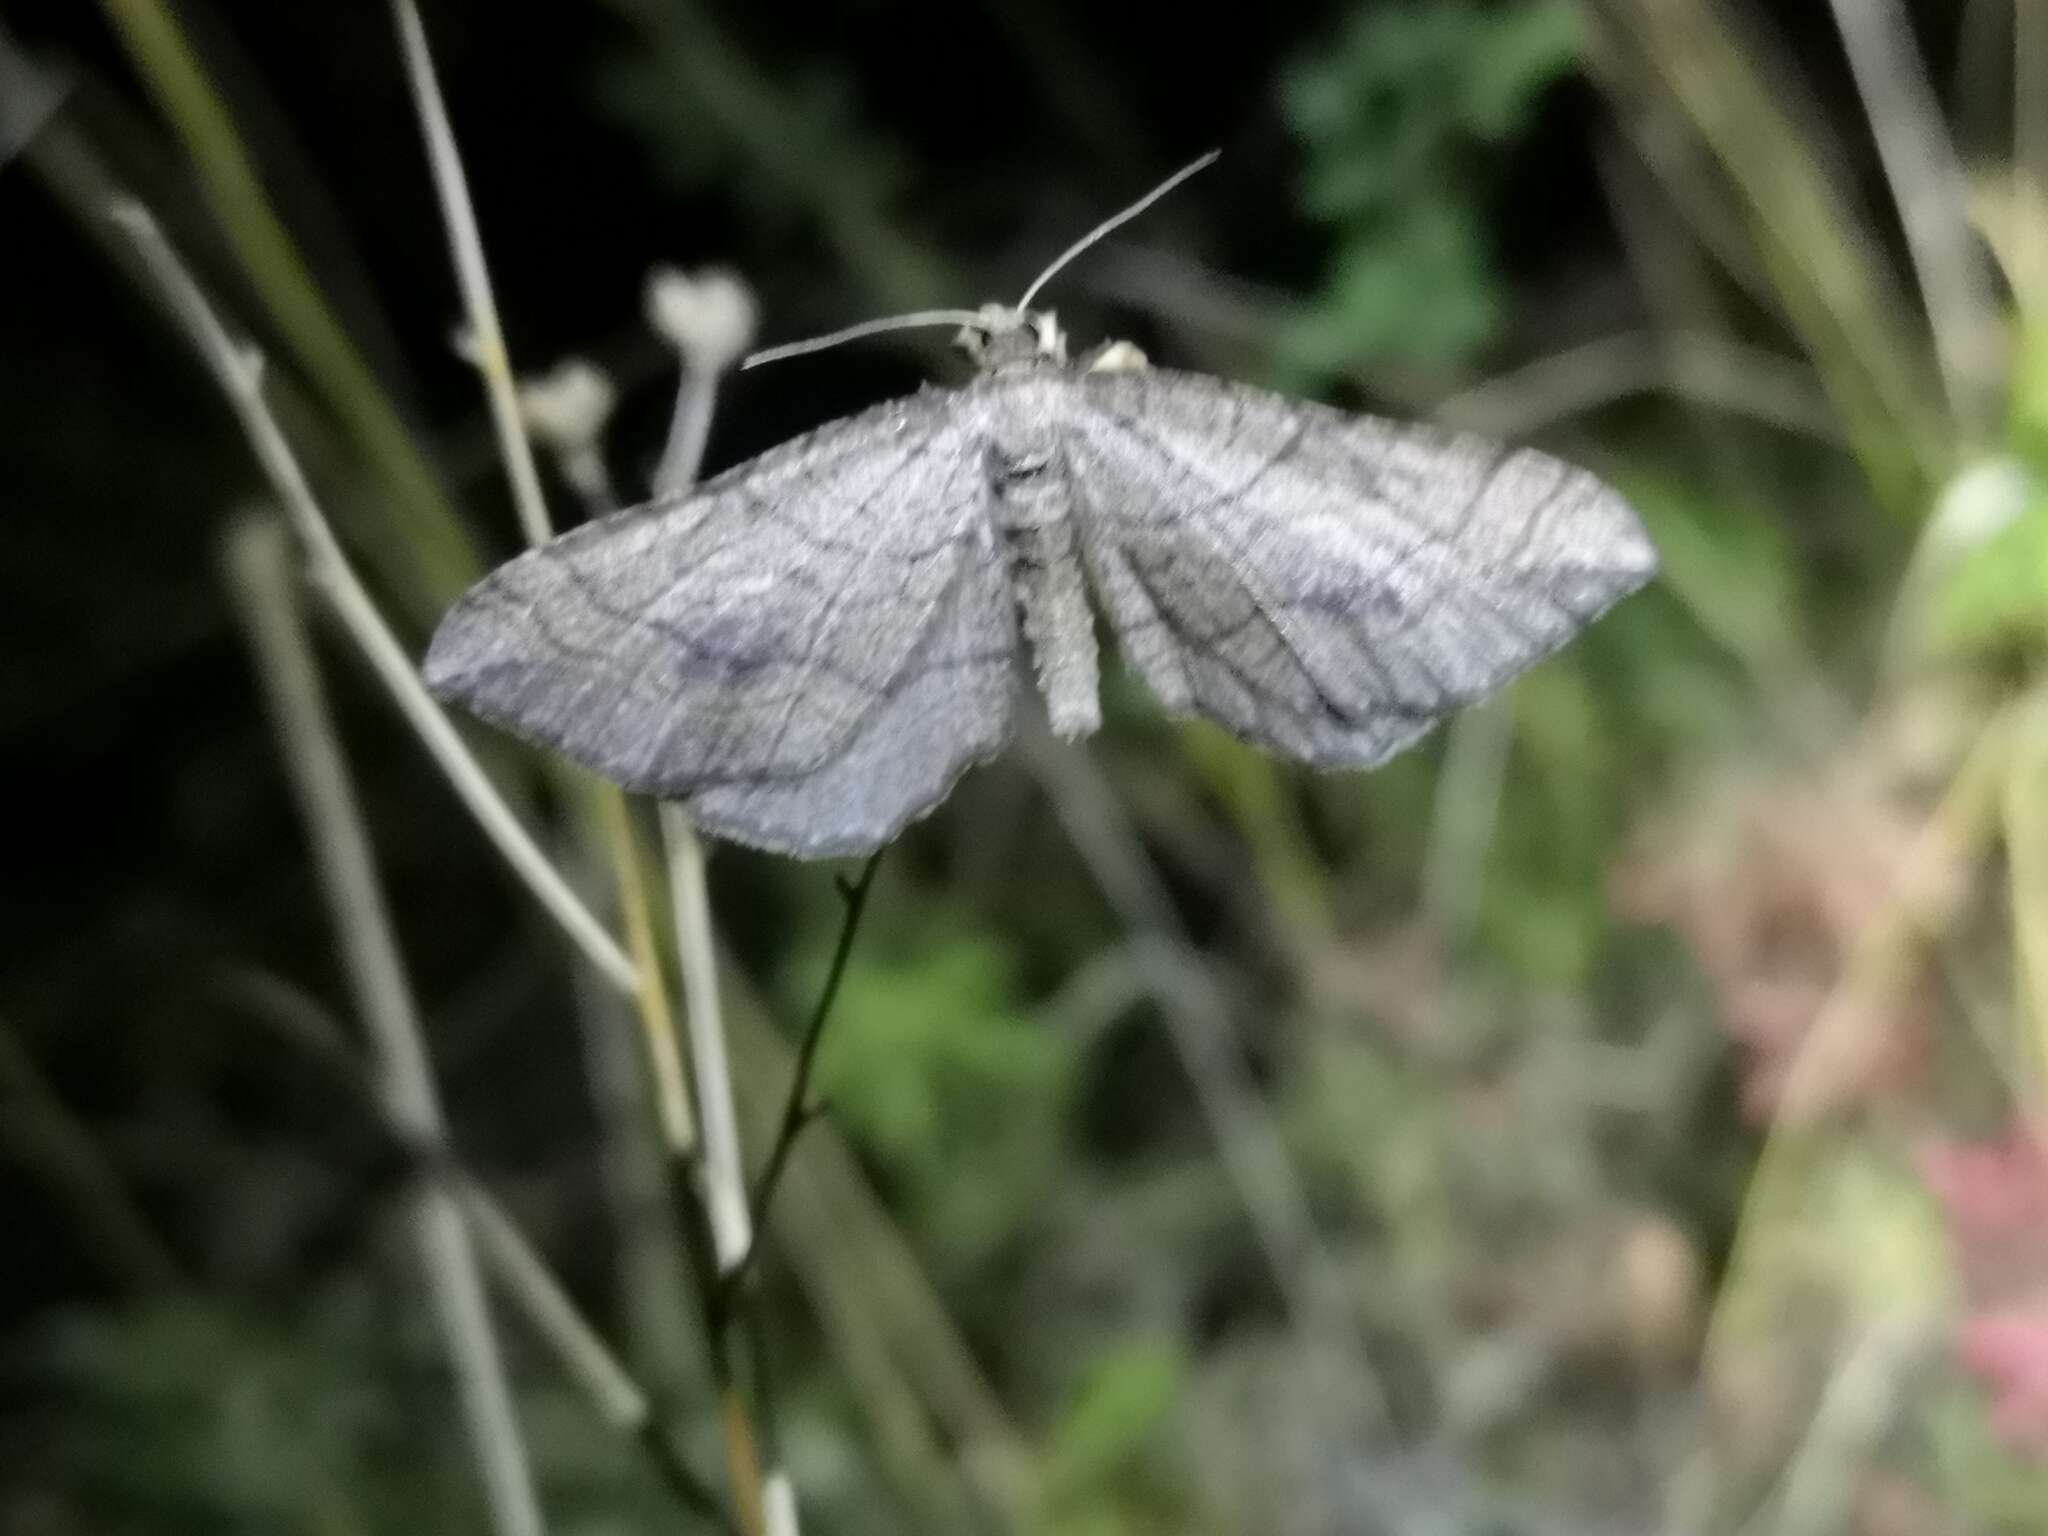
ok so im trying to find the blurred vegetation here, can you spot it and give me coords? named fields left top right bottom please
left=7, top=1, right=2048, bottom=1534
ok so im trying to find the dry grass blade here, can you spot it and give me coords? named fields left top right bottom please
left=1822, top=0, right=2002, bottom=431
left=1585, top=0, right=1950, bottom=501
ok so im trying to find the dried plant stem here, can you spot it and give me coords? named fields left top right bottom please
left=390, top=0, right=694, bottom=1142
left=386, top=15, right=776, bottom=1524
left=1777, top=717, right=2009, bottom=1125
left=600, top=795, right=700, bottom=1156
left=227, top=517, right=544, bottom=1536
left=391, top=0, right=553, bottom=546
left=663, top=807, right=753, bottom=1271
left=110, top=202, right=635, bottom=996
left=386, top=0, right=703, bottom=1163
left=116, top=183, right=736, bottom=1534
left=646, top=350, right=778, bottom=1534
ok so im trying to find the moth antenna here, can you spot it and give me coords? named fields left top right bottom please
left=1015, top=150, right=1220, bottom=313
left=741, top=309, right=996, bottom=369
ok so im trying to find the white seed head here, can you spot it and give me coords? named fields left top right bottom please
left=646, top=266, right=759, bottom=378
left=1928, top=456, right=2029, bottom=555
left=518, top=358, right=617, bottom=454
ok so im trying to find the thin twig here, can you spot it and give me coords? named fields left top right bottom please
left=713, top=945, right=1033, bottom=1526
left=227, top=517, right=545, bottom=1536
left=392, top=0, right=553, bottom=547
left=733, top=853, right=882, bottom=1286
left=109, top=203, right=635, bottom=996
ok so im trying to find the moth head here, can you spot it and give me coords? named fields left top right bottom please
left=741, top=154, right=1217, bottom=376
left=953, top=304, right=1067, bottom=370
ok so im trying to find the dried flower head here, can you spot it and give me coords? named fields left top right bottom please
left=517, top=359, right=617, bottom=456
left=645, top=266, right=759, bottom=378
left=513, top=358, right=618, bottom=507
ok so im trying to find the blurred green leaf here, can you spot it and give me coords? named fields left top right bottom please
left=1279, top=0, right=1582, bottom=380
left=814, top=935, right=1071, bottom=1256
left=1931, top=490, right=2048, bottom=651
left=1045, top=1339, right=1183, bottom=1497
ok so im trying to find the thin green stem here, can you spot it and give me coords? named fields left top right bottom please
left=731, top=853, right=882, bottom=1292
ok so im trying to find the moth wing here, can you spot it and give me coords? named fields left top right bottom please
left=1061, top=369, right=1655, bottom=767
left=424, top=392, right=1017, bottom=857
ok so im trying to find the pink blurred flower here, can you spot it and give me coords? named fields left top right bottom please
left=1923, top=1123, right=2048, bottom=1233
left=1960, top=1311, right=2048, bottom=1453
left=1613, top=764, right=1945, bottom=1124
left=1924, top=1123, right=2048, bottom=1456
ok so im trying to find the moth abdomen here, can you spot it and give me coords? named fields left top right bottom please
left=991, top=446, right=1100, bottom=739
